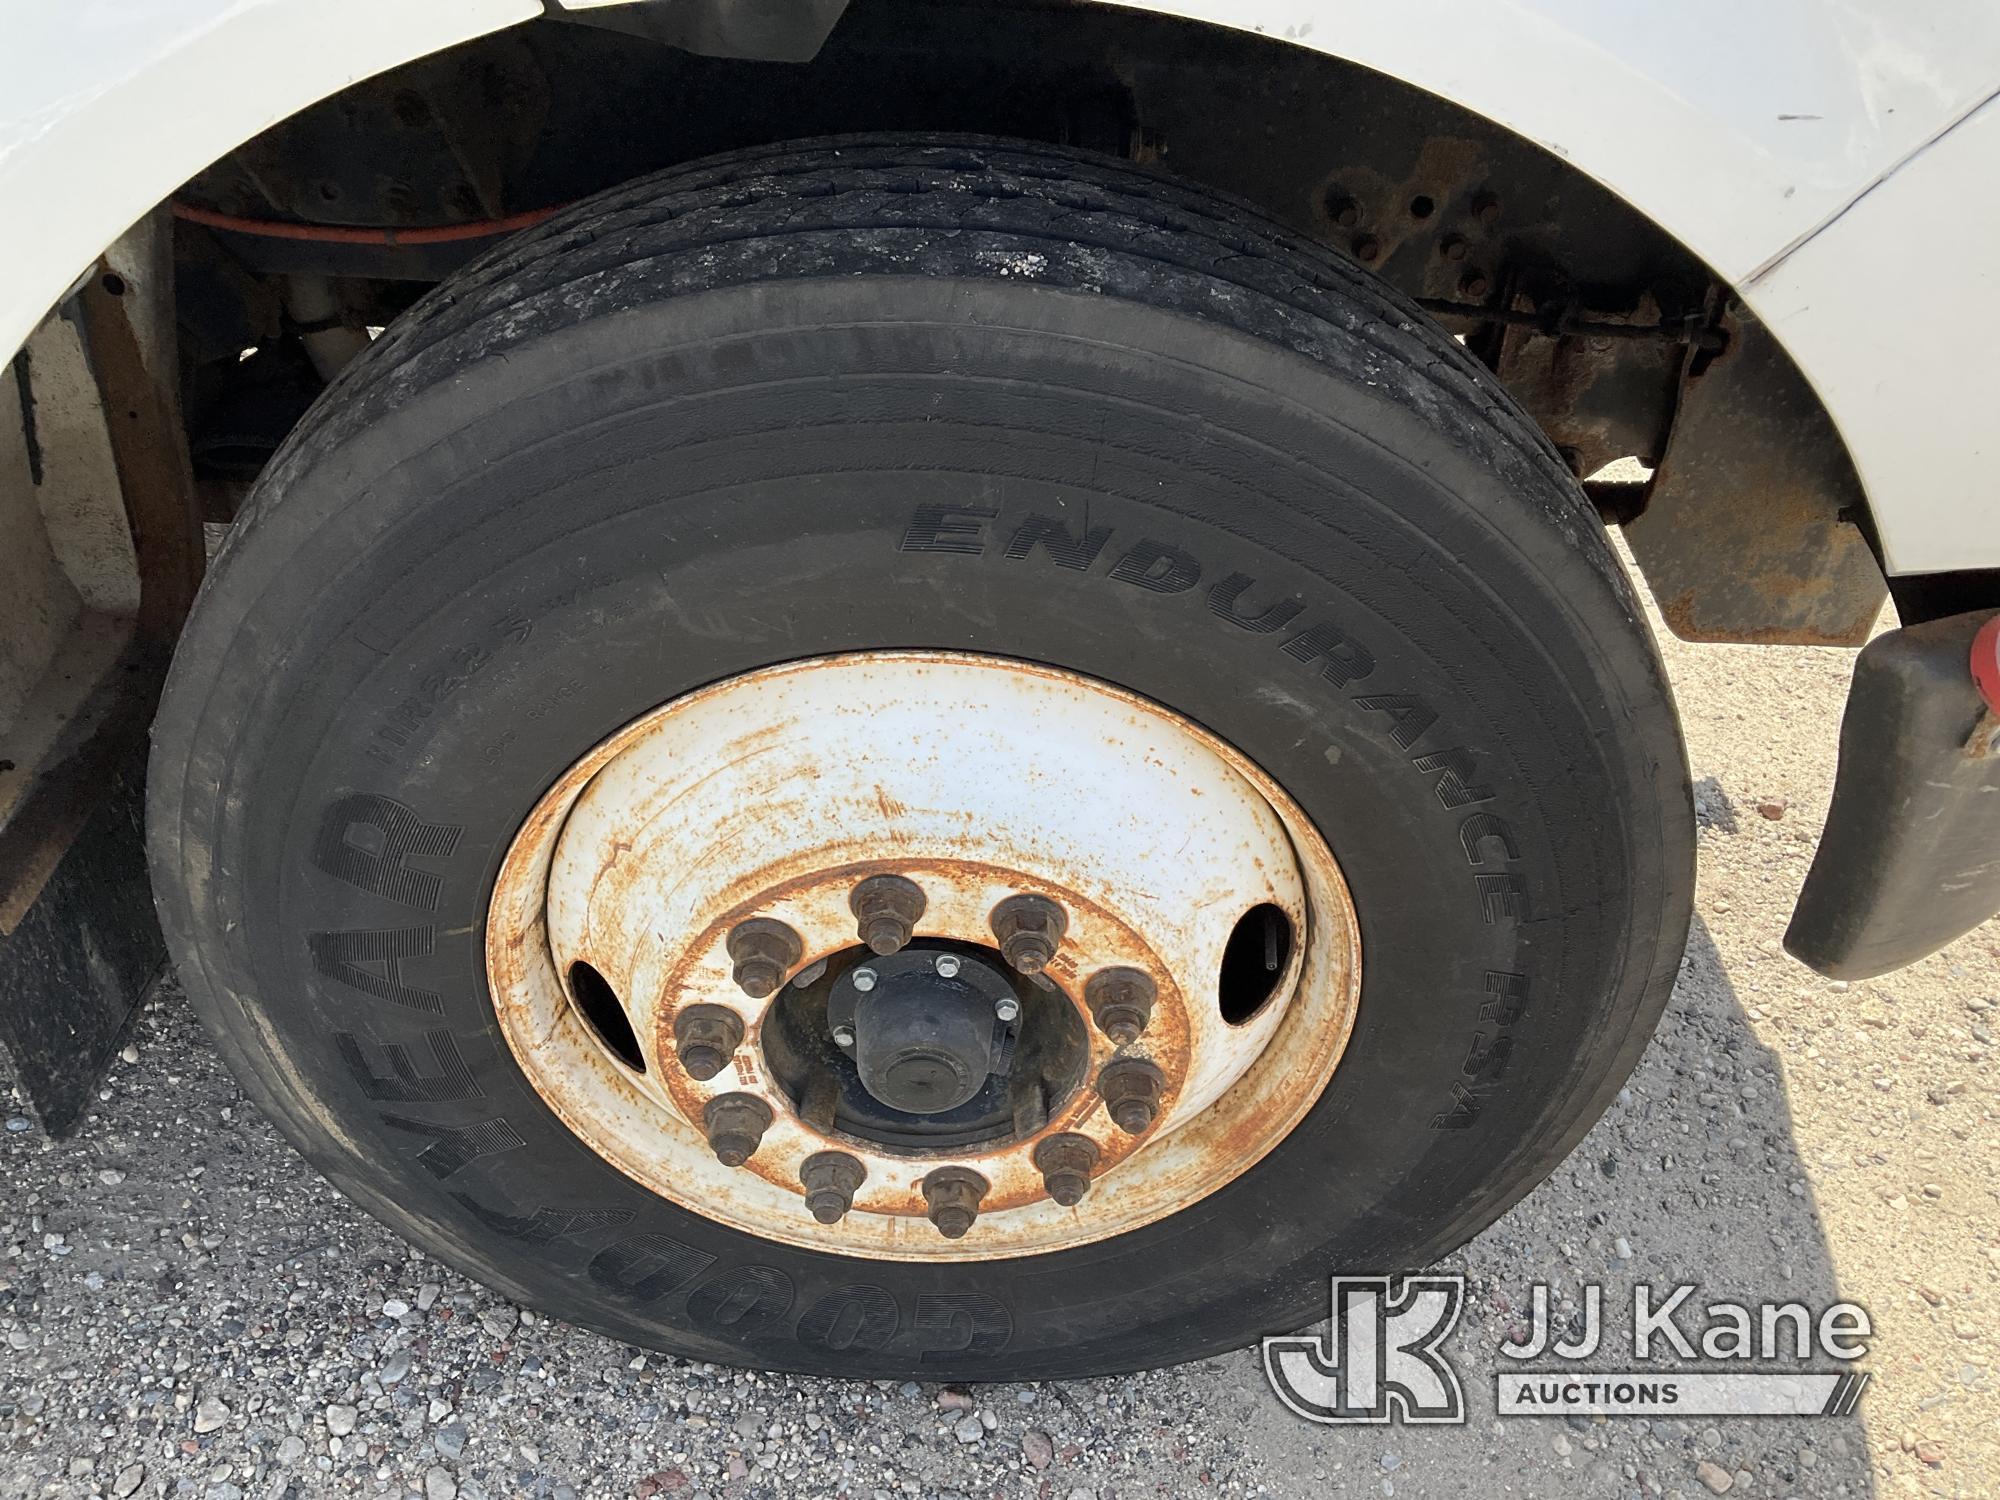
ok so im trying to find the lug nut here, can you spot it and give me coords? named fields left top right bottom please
left=850, top=875, right=926, bottom=956
left=726, top=918, right=802, bottom=1000
left=800, top=1151, right=867, bottom=1224
left=1032, top=1132, right=1101, bottom=1206
left=702, top=1092, right=773, bottom=1166
left=673, top=1003, right=745, bottom=1081
left=1097, top=1057, right=1166, bottom=1135
left=921, top=1166, right=990, bottom=1239
left=1085, top=967, right=1156, bottom=1044
left=989, top=894, right=1068, bottom=975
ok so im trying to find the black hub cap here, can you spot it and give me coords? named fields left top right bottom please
left=758, top=941, right=1091, bottom=1152
left=836, top=948, right=1016, bottom=1114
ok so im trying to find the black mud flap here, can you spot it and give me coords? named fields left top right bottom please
left=1786, top=608, right=2000, bottom=979
left=0, top=746, right=162, bottom=1133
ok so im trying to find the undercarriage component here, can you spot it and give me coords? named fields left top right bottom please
left=550, top=0, right=851, bottom=64
left=1621, top=306, right=1886, bottom=646
left=166, top=4, right=1879, bottom=649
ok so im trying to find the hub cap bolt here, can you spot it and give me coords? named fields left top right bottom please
left=800, top=1151, right=867, bottom=1224
left=673, top=1003, right=746, bottom=1081
left=994, top=996, right=1020, bottom=1023
left=920, top=1166, right=990, bottom=1239
left=702, top=1092, right=774, bottom=1166
left=989, top=894, right=1068, bottom=975
left=1097, top=1057, right=1166, bottom=1135
left=1084, top=967, right=1156, bottom=1044
left=850, top=875, right=927, bottom=956
left=726, top=918, right=802, bottom=1000
left=832, top=1023, right=857, bottom=1049
left=851, top=967, right=878, bottom=993
left=1032, top=1132, right=1102, bottom=1206
left=933, top=954, right=962, bottom=978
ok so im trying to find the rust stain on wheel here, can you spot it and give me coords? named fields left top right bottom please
left=486, top=652, right=1361, bottom=1261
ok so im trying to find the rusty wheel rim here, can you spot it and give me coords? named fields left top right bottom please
left=487, top=652, right=1361, bottom=1260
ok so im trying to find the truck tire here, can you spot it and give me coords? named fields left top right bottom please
left=148, top=135, right=1692, bottom=1379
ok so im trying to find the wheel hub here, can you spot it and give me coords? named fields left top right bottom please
left=837, top=947, right=1014, bottom=1115
left=486, top=652, right=1362, bottom=1261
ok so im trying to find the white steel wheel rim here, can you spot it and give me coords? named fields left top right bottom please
left=487, top=652, right=1361, bottom=1261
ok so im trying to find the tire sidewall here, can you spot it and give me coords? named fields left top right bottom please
left=151, top=276, right=1687, bottom=1378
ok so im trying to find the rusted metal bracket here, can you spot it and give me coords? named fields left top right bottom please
left=1417, top=297, right=1727, bottom=349
left=1621, top=303, right=1887, bottom=646
left=77, top=234, right=207, bottom=643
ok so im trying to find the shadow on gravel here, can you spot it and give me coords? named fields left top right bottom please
left=1222, top=917, right=1877, bottom=1498
left=0, top=920, right=1875, bottom=1499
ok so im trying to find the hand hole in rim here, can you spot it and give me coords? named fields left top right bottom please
left=566, top=959, right=646, bottom=1072
left=1218, top=903, right=1295, bottom=1025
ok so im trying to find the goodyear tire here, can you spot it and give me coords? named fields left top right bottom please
left=148, top=136, right=1693, bottom=1378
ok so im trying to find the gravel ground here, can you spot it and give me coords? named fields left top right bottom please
left=4, top=564, right=1997, bottom=1500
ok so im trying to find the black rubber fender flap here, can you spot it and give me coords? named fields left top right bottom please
left=1787, top=608, right=2000, bottom=978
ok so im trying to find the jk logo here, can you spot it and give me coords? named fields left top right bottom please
left=1263, top=1276, right=1467, bottom=1424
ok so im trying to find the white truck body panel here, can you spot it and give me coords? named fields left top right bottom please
left=1742, top=90, right=2000, bottom=576
left=0, top=0, right=535, bottom=365
left=2, top=0, right=1992, bottom=573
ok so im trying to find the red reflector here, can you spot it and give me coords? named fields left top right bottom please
left=1971, top=615, right=2000, bottom=714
